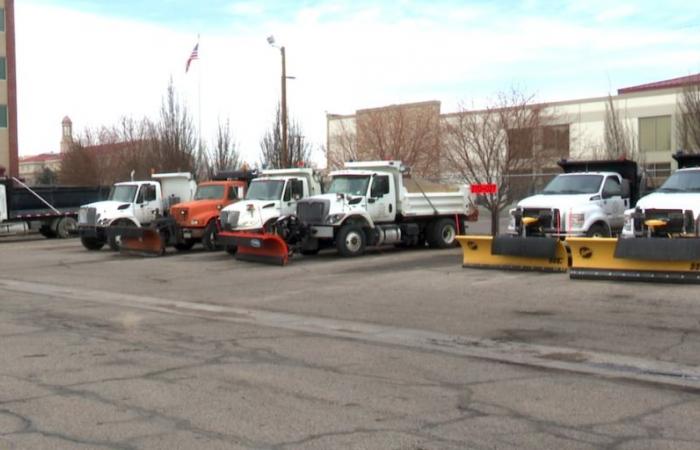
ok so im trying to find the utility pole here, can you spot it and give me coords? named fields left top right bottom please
left=280, top=46, right=288, bottom=168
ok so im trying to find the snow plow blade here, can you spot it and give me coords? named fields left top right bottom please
left=228, top=232, right=289, bottom=266
left=568, top=237, right=700, bottom=283
left=110, top=226, right=166, bottom=256
left=456, top=235, right=568, bottom=272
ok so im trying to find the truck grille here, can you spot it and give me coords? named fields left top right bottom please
left=297, top=200, right=329, bottom=224
left=79, top=207, right=97, bottom=226
left=634, top=209, right=695, bottom=235
left=515, top=208, right=561, bottom=234
left=220, top=210, right=240, bottom=231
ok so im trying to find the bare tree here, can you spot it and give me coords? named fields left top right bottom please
left=155, top=78, right=198, bottom=175
left=677, top=81, right=700, bottom=153
left=325, top=116, right=358, bottom=170
left=260, top=104, right=311, bottom=168
left=207, top=118, right=241, bottom=177
left=603, top=94, right=638, bottom=160
left=354, top=102, right=441, bottom=178
left=443, top=89, right=554, bottom=235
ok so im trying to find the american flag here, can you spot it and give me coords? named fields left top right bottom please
left=186, top=43, right=199, bottom=73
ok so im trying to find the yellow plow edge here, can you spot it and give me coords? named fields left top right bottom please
left=456, top=235, right=569, bottom=273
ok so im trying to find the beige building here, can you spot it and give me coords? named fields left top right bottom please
left=0, top=0, right=17, bottom=177
left=327, top=74, right=700, bottom=183
left=18, top=117, right=73, bottom=185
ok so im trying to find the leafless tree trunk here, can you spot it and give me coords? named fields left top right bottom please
left=260, top=104, right=311, bottom=169
left=603, top=94, right=638, bottom=160
left=677, top=82, right=700, bottom=153
left=156, top=78, right=198, bottom=175
left=325, top=118, right=357, bottom=170
left=443, top=89, right=554, bottom=235
left=207, top=118, right=240, bottom=177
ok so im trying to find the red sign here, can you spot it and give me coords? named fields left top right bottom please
left=470, top=183, right=498, bottom=194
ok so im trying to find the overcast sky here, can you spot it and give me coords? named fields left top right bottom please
left=15, top=0, right=700, bottom=166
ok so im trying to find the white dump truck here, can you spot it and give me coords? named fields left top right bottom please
left=233, top=161, right=476, bottom=264
left=77, top=173, right=196, bottom=251
left=509, top=159, right=641, bottom=238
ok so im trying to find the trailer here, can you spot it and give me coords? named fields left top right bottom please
left=1, top=175, right=109, bottom=238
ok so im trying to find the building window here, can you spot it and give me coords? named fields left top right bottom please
left=0, top=57, right=6, bottom=80
left=507, top=128, right=534, bottom=159
left=639, top=116, right=671, bottom=153
left=0, top=9, right=4, bottom=33
left=542, top=124, right=570, bottom=159
left=0, top=105, right=7, bottom=128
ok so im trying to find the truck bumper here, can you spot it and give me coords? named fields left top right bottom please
left=309, top=225, right=334, bottom=239
left=180, top=227, right=205, bottom=240
left=78, top=226, right=106, bottom=240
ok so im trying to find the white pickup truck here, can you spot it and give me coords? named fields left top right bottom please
left=623, top=152, right=700, bottom=238
left=77, top=173, right=196, bottom=251
left=509, top=159, right=640, bottom=238
left=283, top=161, right=475, bottom=257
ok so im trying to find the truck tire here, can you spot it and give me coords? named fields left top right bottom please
left=586, top=223, right=610, bottom=238
left=81, top=236, right=105, bottom=251
left=427, top=218, right=457, bottom=249
left=39, top=224, right=58, bottom=239
left=174, top=239, right=196, bottom=251
left=202, top=221, right=221, bottom=251
left=108, top=220, right=133, bottom=251
left=336, top=224, right=366, bottom=257
left=54, top=217, right=78, bottom=239
left=225, top=245, right=238, bottom=255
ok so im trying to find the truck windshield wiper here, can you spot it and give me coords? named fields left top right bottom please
left=656, top=187, right=681, bottom=193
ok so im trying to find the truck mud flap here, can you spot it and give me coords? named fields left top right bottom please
left=108, top=226, right=165, bottom=256
left=568, top=237, right=700, bottom=284
left=456, top=235, right=568, bottom=272
left=223, top=232, right=289, bottom=266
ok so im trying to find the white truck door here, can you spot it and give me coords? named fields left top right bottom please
left=601, top=176, right=625, bottom=229
left=135, top=183, right=160, bottom=225
left=281, top=178, right=304, bottom=216
left=367, top=174, right=395, bottom=223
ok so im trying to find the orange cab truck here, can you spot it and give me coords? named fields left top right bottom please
left=117, top=171, right=256, bottom=255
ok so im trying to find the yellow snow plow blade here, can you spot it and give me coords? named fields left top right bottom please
left=456, top=235, right=568, bottom=272
left=568, top=237, right=700, bottom=283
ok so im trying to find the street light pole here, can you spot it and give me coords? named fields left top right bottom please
left=280, top=45, right=288, bottom=168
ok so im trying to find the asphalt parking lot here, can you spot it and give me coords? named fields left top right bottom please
left=1, top=235, right=700, bottom=450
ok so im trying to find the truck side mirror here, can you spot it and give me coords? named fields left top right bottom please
left=621, top=180, right=631, bottom=198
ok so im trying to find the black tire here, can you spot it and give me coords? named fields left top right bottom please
left=54, top=217, right=78, bottom=239
left=174, top=239, right=196, bottom=251
left=586, top=223, right=610, bottom=238
left=201, top=221, right=221, bottom=251
left=225, top=245, right=238, bottom=256
left=39, top=225, right=58, bottom=239
left=427, top=218, right=457, bottom=249
left=108, top=220, right=133, bottom=251
left=81, top=236, right=105, bottom=251
left=336, top=224, right=366, bottom=257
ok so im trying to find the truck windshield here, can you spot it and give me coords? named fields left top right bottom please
left=327, top=176, right=371, bottom=196
left=541, top=175, right=603, bottom=195
left=656, top=171, right=700, bottom=193
left=194, top=185, right=225, bottom=200
left=109, top=185, right=138, bottom=202
left=245, top=180, right=285, bottom=200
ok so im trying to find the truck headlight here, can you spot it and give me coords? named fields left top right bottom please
left=325, top=214, right=345, bottom=225
left=191, top=219, right=199, bottom=225
left=570, top=213, right=585, bottom=229
left=623, top=215, right=633, bottom=232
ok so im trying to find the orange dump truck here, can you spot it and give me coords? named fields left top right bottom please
left=118, top=171, right=256, bottom=255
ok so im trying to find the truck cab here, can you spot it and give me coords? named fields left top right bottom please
left=219, top=168, right=321, bottom=233
left=622, top=153, right=700, bottom=238
left=509, top=159, right=639, bottom=238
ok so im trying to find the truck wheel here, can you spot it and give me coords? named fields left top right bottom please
left=39, top=224, right=58, bottom=239
left=202, top=221, right=221, bottom=251
left=174, top=239, right=196, bottom=251
left=54, top=217, right=78, bottom=239
left=427, top=218, right=457, bottom=249
left=108, top=220, right=133, bottom=251
left=81, top=236, right=105, bottom=251
left=225, top=245, right=238, bottom=255
left=336, top=224, right=366, bottom=257
left=586, top=223, right=610, bottom=238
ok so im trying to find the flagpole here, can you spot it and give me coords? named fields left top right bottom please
left=197, top=34, right=202, bottom=167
